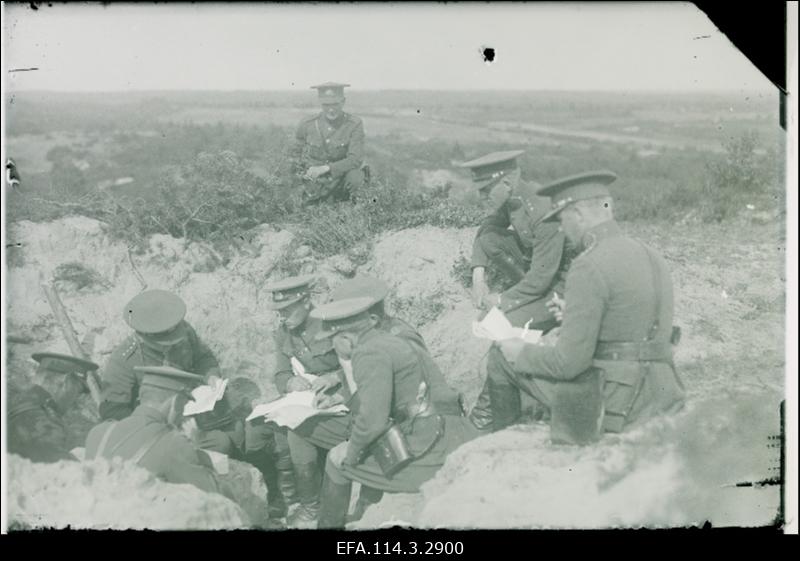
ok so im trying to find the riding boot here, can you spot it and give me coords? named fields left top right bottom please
left=348, top=485, right=384, bottom=523
left=488, top=379, right=521, bottom=432
left=317, top=475, right=353, bottom=529
left=468, top=378, right=494, bottom=432
left=245, top=448, right=287, bottom=522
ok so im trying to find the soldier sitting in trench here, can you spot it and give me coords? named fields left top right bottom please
left=310, top=296, right=478, bottom=529
left=283, top=275, right=429, bottom=528
left=99, top=289, right=293, bottom=522
left=85, top=366, right=228, bottom=496
left=7, top=352, right=100, bottom=463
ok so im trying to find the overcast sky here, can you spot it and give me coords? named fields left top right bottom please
left=3, top=2, right=774, bottom=92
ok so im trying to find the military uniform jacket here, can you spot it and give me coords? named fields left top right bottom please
left=472, top=180, right=568, bottom=314
left=85, top=404, right=221, bottom=495
left=288, top=112, right=365, bottom=178
left=344, top=328, right=463, bottom=467
left=101, top=321, right=220, bottom=413
left=273, top=315, right=341, bottom=395
left=510, top=220, right=685, bottom=431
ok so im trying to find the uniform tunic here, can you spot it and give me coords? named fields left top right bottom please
left=289, top=316, right=429, bottom=453
left=472, top=181, right=569, bottom=328
left=85, top=404, right=222, bottom=495
left=99, top=321, right=220, bottom=420
left=288, top=112, right=365, bottom=203
left=338, top=329, right=477, bottom=493
left=494, top=220, right=686, bottom=440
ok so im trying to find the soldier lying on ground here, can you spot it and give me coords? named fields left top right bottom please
left=492, top=171, right=686, bottom=444
left=7, top=352, right=100, bottom=463
left=310, top=297, right=478, bottom=529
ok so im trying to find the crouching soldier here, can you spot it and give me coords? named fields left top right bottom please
left=310, top=297, right=478, bottom=529
left=492, top=171, right=686, bottom=444
left=7, top=352, right=100, bottom=463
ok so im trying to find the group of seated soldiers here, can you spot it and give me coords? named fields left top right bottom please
left=7, top=154, right=686, bottom=529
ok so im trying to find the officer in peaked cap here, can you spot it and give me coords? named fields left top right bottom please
left=288, top=81, right=367, bottom=205
left=261, top=274, right=342, bottom=521
left=85, top=365, right=226, bottom=496
left=459, top=150, right=571, bottom=433
left=459, top=150, right=569, bottom=328
left=99, top=289, right=221, bottom=422
left=307, top=297, right=476, bottom=529
left=265, top=274, right=317, bottom=312
left=488, top=170, right=685, bottom=445
left=7, top=351, right=101, bottom=464
left=284, top=275, right=434, bottom=528
left=30, top=352, right=100, bottom=412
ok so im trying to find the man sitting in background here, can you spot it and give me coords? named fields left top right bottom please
left=288, top=82, right=366, bottom=205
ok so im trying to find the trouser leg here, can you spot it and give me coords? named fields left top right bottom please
left=274, top=431, right=298, bottom=507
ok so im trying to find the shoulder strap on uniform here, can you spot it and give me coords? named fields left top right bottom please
left=90, top=421, right=119, bottom=460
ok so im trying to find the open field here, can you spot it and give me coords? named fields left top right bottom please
left=3, top=89, right=787, bottom=529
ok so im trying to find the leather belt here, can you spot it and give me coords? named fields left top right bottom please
left=394, top=399, right=462, bottom=424
left=594, top=340, right=673, bottom=362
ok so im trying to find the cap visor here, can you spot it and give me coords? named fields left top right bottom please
left=270, top=296, right=303, bottom=310
left=538, top=206, right=565, bottom=224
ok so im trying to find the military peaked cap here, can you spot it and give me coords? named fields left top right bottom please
left=459, top=150, right=525, bottom=190
left=311, top=82, right=350, bottom=104
left=124, top=289, right=187, bottom=335
left=310, top=296, right=376, bottom=340
left=31, top=352, right=99, bottom=374
left=330, top=275, right=390, bottom=304
left=537, top=170, right=618, bottom=222
left=264, top=274, right=316, bottom=310
left=134, top=365, right=205, bottom=393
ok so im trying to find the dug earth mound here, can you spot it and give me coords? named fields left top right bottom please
left=5, top=217, right=785, bottom=529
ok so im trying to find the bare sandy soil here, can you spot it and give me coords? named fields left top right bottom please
left=4, top=214, right=786, bottom=529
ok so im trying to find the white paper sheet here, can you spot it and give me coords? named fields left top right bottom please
left=246, top=390, right=348, bottom=429
left=183, top=377, right=228, bottom=416
left=472, top=306, right=543, bottom=344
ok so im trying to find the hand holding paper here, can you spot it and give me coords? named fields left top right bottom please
left=183, top=377, right=229, bottom=417
left=472, top=306, right=543, bottom=344
left=247, top=390, right=348, bottom=430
